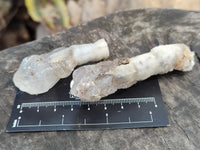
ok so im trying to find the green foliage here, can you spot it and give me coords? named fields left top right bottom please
left=25, top=0, right=70, bottom=33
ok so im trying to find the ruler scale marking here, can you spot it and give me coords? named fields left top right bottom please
left=20, top=97, right=155, bottom=109
left=6, top=77, right=169, bottom=132
left=13, top=97, right=157, bottom=129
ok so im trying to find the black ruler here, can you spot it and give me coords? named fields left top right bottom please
left=6, top=76, right=169, bottom=132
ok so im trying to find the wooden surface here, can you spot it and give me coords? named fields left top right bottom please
left=0, top=9, right=200, bottom=150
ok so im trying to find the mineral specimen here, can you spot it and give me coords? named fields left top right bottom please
left=70, top=44, right=195, bottom=101
left=13, top=39, right=109, bottom=94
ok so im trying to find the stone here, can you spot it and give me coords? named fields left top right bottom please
left=67, top=0, right=81, bottom=26
left=70, top=59, right=119, bottom=101
left=70, top=44, right=195, bottom=101
left=79, top=0, right=106, bottom=22
left=65, top=0, right=200, bottom=26
left=13, top=39, right=109, bottom=94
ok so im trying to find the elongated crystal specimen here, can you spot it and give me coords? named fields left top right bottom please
left=70, top=44, right=195, bottom=101
left=13, top=39, right=109, bottom=94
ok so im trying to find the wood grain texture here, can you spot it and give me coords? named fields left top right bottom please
left=0, top=9, right=200, bottom=150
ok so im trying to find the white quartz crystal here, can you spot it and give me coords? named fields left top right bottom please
left=13, top=39, right=109, bottom=94
left=70, top=44, right=195, bottom=101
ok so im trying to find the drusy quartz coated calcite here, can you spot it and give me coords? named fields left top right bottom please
left=13, top=39, right=109, bottom=94
left=70, top=44, right=195, bottom=102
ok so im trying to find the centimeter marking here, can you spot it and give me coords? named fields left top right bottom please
left=18, top=97, right=156, bottom=109
left=12, top=97, right=157, bottom=129
left=13, top=111, right=154, bottom=128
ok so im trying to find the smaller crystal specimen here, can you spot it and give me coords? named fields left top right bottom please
left=13, top=39, right=109, bottom=95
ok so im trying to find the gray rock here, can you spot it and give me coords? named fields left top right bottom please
left=0, top=9, right=200, bottom=150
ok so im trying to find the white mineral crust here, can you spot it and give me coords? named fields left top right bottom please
left=13, top=39, right=109, bottom=94
left=70, top=44, right=195, bottom=101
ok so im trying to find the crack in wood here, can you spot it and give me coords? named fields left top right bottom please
left=174, top=119, right=199, bottom=149
left=161, top=136, right=171, bottom=150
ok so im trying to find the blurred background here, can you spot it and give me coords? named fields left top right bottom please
left=0, top=0, right=200, bottom=51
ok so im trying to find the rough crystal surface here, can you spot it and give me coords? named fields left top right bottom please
left=13, top=39, right=109, bottom=94
left=70, top=44, right=195, bottom=101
